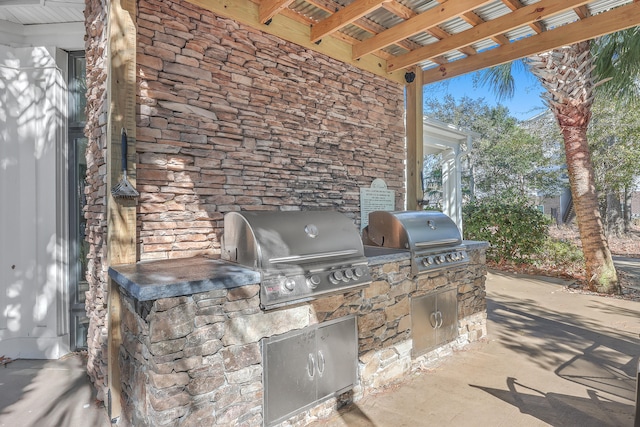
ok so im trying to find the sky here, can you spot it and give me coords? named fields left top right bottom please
left=422, top=65, right=548, bottom=121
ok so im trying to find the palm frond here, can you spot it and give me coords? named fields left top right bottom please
left=593, top=27, right=640, bottom=104
left=474, top=60, right=527, bottom=101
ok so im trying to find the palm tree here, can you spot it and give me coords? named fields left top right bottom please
left=480, top=40, right=620, bottom=294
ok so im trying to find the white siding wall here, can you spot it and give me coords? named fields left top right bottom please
left=0, top=45, right=69, bottom=358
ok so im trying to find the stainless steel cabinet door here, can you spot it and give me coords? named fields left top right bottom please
left=316, top=316, right=358, bottom=399
left=263, top=328, right=316, bottom=426
left=437, top=288, right=458, bottom=345
left=411, top=288, right=458, bottom=356
left=411, top=293, right=438, bottom=356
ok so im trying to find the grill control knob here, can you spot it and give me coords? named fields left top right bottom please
left=459, top=252, right=466, bottom=259
left=284, top=278, right=296, bottom=291
left=329, top=270, right=343, bottom=284
left=344, top=269, right=354, bottom=280
left=353, top=267, right=364, bottom=278
left=307, top=274, right=321, bottom=289
left=422, top=256, right=434, bottom=266
left=437, top=255, right=446, bottom=264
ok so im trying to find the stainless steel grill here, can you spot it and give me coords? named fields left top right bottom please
left=363, top=210, right=468, bottom=277
left=222, top=210, right=372, bottom=310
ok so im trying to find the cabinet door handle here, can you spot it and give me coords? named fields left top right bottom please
left=317, top=350, right=325, bottom=376
left=308, top=353, right=315, bottom=378
left=430, top=312, right=438, bottom=328
left=436, top=311, right=444, bottom=329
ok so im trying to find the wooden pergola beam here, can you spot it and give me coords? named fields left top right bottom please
left=382, top=0, right=478, bottom=58
left=107, top=0, right=138, bottom=421
left=405, top=65, right=423, bottom=211
left=259, top=0, right=294, bottom=24
left=186, top=0, right=405, bottom=84
left=459, top=11, right=509, bottom=46
left=389, top=0, right=592, bottom=72
left=422, top=0, right=640, bottom=84
left=307, top=0, right=427, bottom=60
left=310, top=0, right=386, bottom=43
left=501, top=0, right=544, bottom=34
left=352, top=0, right=493, bottom=59
left=573, top=5, right=590, bottom=19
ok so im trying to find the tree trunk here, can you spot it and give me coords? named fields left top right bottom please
left=528, top=41, right=619, bottom=294
left=561, top=125, right=619, bottom=293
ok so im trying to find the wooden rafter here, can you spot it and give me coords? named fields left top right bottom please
left=573, top=5, right=590, bottom=19
left=459, top=11, right=509, bottom=46
left=188, top=0, right=640, bottom=86
left=188, top=0, right=406, bottom=83
left=307, top=0, right=428, bottom=61
left=259, top=0, right=294, bottom=24
left=352, top=0, right=493, bottom=59
left=381, top=1, right=413, bottom=20
left=422, top=0, right=640, bottom=84
left=388, top=0, right=593, bottom=72
left=310, top=0, right=386, bottom=42
left=501, top=0, right=544, bottom=34
left=384, top=1, right=478, bottom=58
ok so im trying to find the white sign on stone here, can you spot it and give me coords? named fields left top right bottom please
left=360, top=178, right=395, bottom=230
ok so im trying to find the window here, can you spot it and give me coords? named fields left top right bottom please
left=68, top=51, right=88, bottom=350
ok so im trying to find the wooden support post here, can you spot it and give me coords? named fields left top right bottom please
left=106, top=0, right=137, bottom=421
left=405, top=66, right=424, bottom=211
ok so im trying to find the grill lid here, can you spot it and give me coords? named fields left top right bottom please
left=223, top=210, right=371, bottom=310
left=222, top=210, right=366, bottom=273
left=366, top=210, right=462, bottom=252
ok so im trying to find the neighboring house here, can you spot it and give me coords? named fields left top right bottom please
left=0, top=3, right=86, bottom=358
left=539, top=188, right=573, bottom=225
left=632, top=188, right=640, bottom=219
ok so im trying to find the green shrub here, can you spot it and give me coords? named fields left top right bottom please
left=537, top=238, right=585, bottom=270
left=463, top=197, right=551, bottom=264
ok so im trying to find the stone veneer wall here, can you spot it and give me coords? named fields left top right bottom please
left=84, top=0, right=110, bottom=401
left=84, top=0, right=404, bottom=402
left=117, top=247, right=487, bottom=426
left=135, top=0, right=406, bottom=261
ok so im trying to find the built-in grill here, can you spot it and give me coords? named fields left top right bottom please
left=363, top=210, right=468, bottom=277
left=222, top=211, right=372, bottom=310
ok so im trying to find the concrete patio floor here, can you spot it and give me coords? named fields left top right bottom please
left=1, top=269, right=638, bottom=427
left=0, top=353, right=110, bottom=427
left=314, top=271, right=640, bottom=427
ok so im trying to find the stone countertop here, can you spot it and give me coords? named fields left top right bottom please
left=108, top=256, right=260, bottom=302
left=108, top=242, right=488, bottom=302
left=463, top=240, right=489, bottom=250
left=364, top=246, right=410, bottom=266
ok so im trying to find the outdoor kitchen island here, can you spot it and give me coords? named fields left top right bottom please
left=109, top=241, right=488, bottom=426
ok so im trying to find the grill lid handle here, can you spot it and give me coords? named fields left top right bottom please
left=414, top=238, right=460, bottom=248
left=269, top=249, right=359, bottom=264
